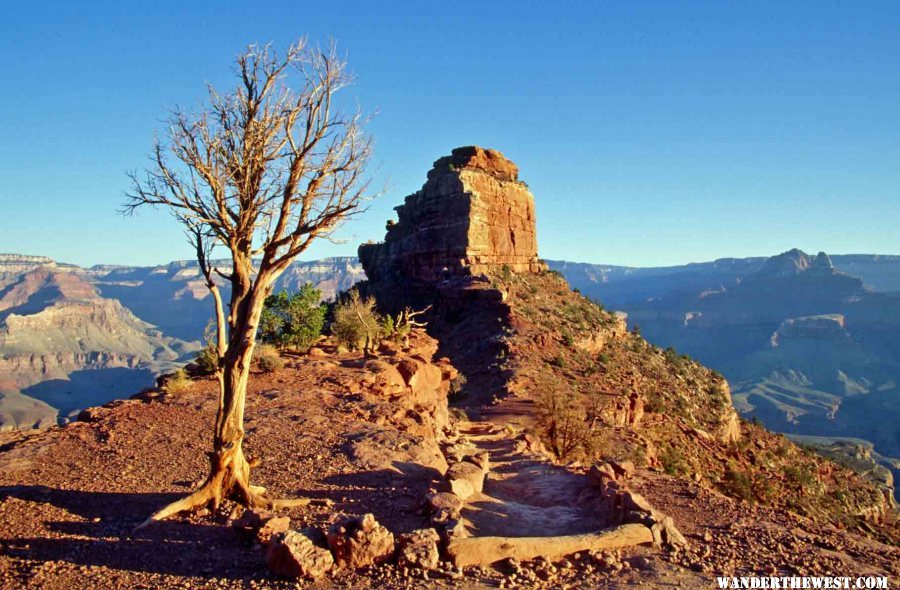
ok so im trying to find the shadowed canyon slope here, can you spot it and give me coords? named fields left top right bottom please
left=0, top=262, right=195, bottom=430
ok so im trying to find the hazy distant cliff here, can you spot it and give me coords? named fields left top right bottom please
left=548, top=250, right=900, bottom=463
left=0, top=254, right=365, bottom=431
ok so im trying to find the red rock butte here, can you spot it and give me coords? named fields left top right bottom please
left=359, top=146, right=545, bottom=283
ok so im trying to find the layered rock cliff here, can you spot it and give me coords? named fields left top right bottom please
left=0, top=267, right=196, bottom=429
left=360, top=146, right=544, bottom=284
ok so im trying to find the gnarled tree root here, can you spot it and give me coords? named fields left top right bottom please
left=135, top=446, right=331, bottom=530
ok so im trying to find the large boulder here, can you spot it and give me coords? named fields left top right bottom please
left=447, top=524, right=654, bottom=567
left=362, top=360, right=407, bottom=397
left=446, top=461, right=486, bottom=500
left=428, top=492, right=464, bottom=524
left=326, top=513, right=396, bottom=569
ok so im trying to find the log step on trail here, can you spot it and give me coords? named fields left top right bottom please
left=447, top=523, right=654, bottom=567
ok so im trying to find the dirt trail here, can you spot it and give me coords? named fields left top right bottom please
left=455, top=421, right=603, bottom=538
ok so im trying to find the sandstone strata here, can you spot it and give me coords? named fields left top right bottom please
left=359, top=146, right=544, bottom=283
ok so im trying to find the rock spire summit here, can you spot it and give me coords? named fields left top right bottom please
left=359, top=146, right=544, bottom=283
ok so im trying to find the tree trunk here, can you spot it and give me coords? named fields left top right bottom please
left=137, top=279, right=315, bottom=528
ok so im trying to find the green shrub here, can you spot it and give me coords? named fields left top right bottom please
left=254, top=344, right=284, bottom=373
left=195, top=341, right=217, bottom=374
left=193, top=321, right=220, bottom=374
left=449, top=373, right=468, bottom=400
left=722, top=468, right=754, bottom=502
left=332, top=289, right=381, bottom=352
left=449, top=407, right=470, bottom=422
left=784, top=463, right=818, bottom=493
left=659, top=445, right=690, bottom=477
left=628, top=444, right=649, bottom=468
left=258, top=284, right=326, bottom=351
left=380, top=314, right=396, bottom=340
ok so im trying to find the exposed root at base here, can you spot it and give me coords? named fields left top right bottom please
left=135, top=485, right=333, bottom=531
left=135, top=482, right=218, bottom=530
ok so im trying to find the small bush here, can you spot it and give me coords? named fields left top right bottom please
left=784, top=463, right=818, bottom=494
left=449, top=373, right=468, bottom=400
left=163, top=369, right=192, bottom=394
left=254, top=344, right=284, bottom=373
left=534, top=380, right=600, bottom=462
left=722, top=468, right=754, bottom=502
left=628, top=444, right=649, bottom=468
left=549, top=354, right=566, bottom=368
left=332, top=289, right=381, bottom=352
left=380, top=314, right=396, bottom=341
left=449, top=407, right=470, bottom=422
left=196, top=336, right=219, bottom=374
left=194, top=321, right=220, bottom=374
left=258, top=284, right=326, bottom=352
left=659, top=445, right=690, bottom=477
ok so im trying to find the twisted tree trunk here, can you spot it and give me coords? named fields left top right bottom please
left=125, top=41, right=371, bottom=530
left=138, top=272, right=311, bottom=528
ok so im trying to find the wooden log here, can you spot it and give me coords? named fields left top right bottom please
left=447, top=523, right=653, bottom=567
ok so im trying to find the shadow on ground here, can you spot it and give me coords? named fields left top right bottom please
left=0, top=485, right=266, bottom=579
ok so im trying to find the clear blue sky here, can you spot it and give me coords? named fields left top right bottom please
left=1, top=1, right=898, bottom=268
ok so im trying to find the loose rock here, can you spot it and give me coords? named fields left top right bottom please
left=397, top=528, right=441, bottom=570
left=327, top=513, right=396, bottom=569
left=266, top=528, right=334, bottom=580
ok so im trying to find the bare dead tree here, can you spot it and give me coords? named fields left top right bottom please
left=125, top=39, right=373, bottom=526
left=396, top=305, right=431, bottom=347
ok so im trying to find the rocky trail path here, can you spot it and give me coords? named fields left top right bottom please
left=453, top=420, right=603, bottom=538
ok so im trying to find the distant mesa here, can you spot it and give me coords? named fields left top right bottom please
left=757, top=248, right=836, bottom=278
left=359, top=146, right=545, bottom=284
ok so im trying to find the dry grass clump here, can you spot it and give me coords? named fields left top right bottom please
left=163, top=369, right=193, bottom=394
left=254, top=344, right=285, bottom=373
